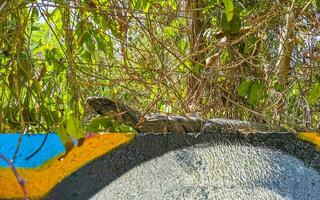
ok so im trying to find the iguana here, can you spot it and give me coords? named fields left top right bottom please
left=85, top=97, right=280, bottom=134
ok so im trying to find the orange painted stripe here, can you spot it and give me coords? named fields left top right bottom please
left=297, top=132, right=320, bottom=151
left=0, top=133, right=135, bottom=199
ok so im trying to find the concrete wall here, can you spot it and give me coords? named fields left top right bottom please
left=47, top=132, right=320, bottom=200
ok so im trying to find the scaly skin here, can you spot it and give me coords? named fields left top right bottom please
left=86, top=97, right=281, bottom=134
left=86, top=97, right=142, bottom=128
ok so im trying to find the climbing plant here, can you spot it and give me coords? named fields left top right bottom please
left=0, top=0, right=319, bottom=136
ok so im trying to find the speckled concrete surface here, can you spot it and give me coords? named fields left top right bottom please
left=47, top=132, right=320, bottom=200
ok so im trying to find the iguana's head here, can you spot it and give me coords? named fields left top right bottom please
left=86, top=97, right=142, bottom=127
left=86, top=96, right=120, bottom=115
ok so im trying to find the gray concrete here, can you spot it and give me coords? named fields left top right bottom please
left=46, top=132, right=320, bottom=200
left=91, top=139, right=319, bottom=200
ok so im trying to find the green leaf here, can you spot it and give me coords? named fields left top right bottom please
left=143, top=2, right=151, bottom=12
left=248, top=81, right=263, bottom=106
left=66, top=114, right=84, bottom=140
left=160, top=104, right=172, bottom=113
left=110, top=123, right=137, bottom=133
left=56, top=124, right=70, bottom=144
left=307, top=83, right=320, bottom=106
left=244, top=36, right=256, bottom=54
left=164, top=26, right=175, bottom=38
left=77, top=29, right=88, bottom=48
left=104, top=35, right=114, bottom=58
left=210, top=0, right=218, bottom=4
left=230, top=14, right=241, bottom=33
left=132, top=0, right=147, bottom=10
left=86, top=116, right=137, bottom=133
left=40, top=105, right=54, bottom=124
left=81, top=50, right=92, bottom=63
left=217, top=75, right=226, bottom=82
left=222, top=0, right=234, bottom=22
left=99, top=16, right=109, bottom=31
left=92, top=14, right=101, bottom=27
left=45, top=49, right=53, bottom=64
left=85, top=34, right=95, bottom=53
left=31, top=7, right=39, bottom=22
left=238, top=80, right=252, bottom=97
left=95, top=34, right=108, bottom=52
left=52, top=60, right=65, bottom=74
left=191, top=64, right=204, bottom=74
left=273, top=81, right=284, bottom=92
left=86, top=116, right=113, bottom=132
left=220, top=49, right=231, bottom=64
left=221, top=11, right=230, bottom=32
left=31, top=26, right=40, bottom=31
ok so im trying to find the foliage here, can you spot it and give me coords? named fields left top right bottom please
left=86, top=116, right=137, bottom=133
left=0, top=0, right=319, bottom=135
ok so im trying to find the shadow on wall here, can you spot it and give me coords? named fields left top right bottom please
left=46, top=131, right=320, bottom=200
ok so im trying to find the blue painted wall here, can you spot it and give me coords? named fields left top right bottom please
left=0, top=133, right=65, bottom=168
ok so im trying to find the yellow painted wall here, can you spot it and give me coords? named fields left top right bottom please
left=297, top=132, right=320, bottom=151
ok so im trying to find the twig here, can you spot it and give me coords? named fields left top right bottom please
left=11, top=127, right=27, bottom=163
left=0, top=152, right=30, bottom=200
left=25, top=132, right=49, bottom=161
